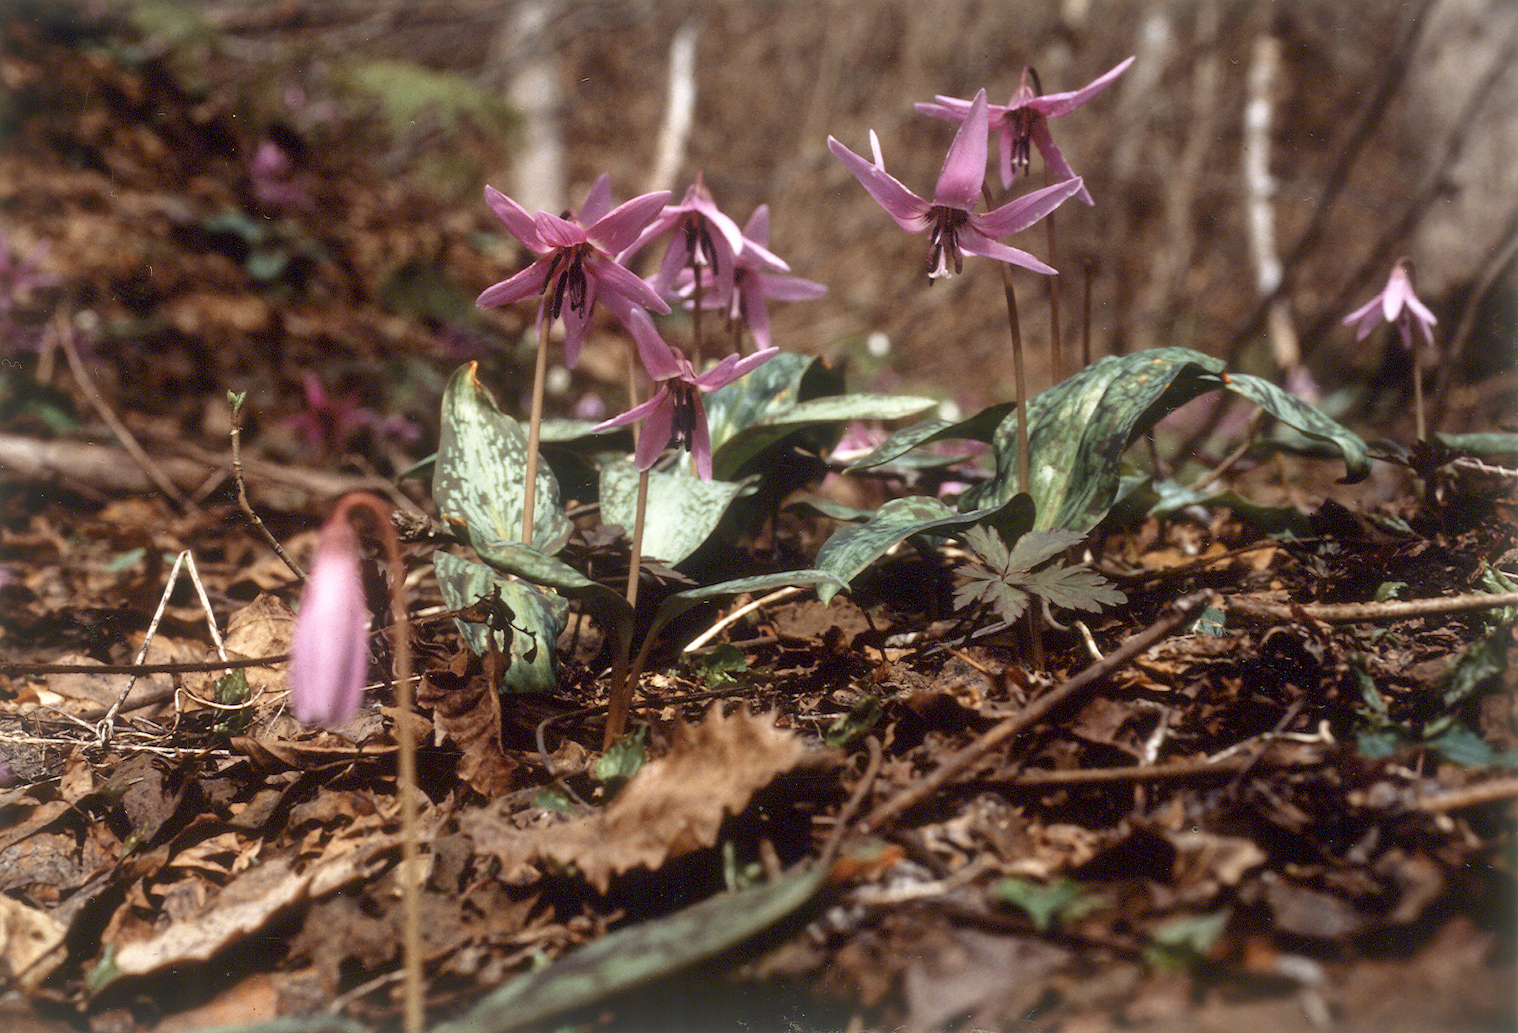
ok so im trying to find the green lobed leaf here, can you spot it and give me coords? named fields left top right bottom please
left=434, top=362, right=573, bottom=555
left=599, top=460, right=753, bottom=566
left=433, top=551, right=567, bottom=694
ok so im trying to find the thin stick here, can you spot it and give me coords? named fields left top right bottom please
left=1411, top=331, right=1426, bottom=442
left=601, top=468, right=649, bottom=751
left=521, top=315, right=552, bottom=544
left=56, top=312, right=193, bottom=512
left=1081, top=258, right=1093, bottom=368
left=684, top=586, right=804, bottom=653
left=230, top=392, right=305, bottom=581
left=338, top=494, right=423, bottom=1033
left=863, top=590, right=1210, bottom=832
left=1228, top=589, right=1518, bottom=625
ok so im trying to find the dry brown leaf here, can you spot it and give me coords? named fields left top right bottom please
left=105, top=836, right=395, bottom=981
left=465, top=706, right=821, bottom=892
left=0, top=894, right=67, bottom=993
left=417, top=649, right=516, bottom=797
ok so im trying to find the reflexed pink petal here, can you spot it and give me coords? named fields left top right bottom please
left=957, top=229, right=1058, bottom=276
left=592, top=392, right=665, bottom=433
left=589, top=190, right=671, bottom=256
left=591, top=254, right=672, bottom=314
left=635, top=390, right=675, bottom=471
left=973, top=176, right=1083, bottom=239
left=1029, top=121, right=1092, bottom=204
left=611, top=301, right=685, bottom=381
left=484, top=186, right=547, bottom=252
left=535, top=211, right=586, bottom=249
left=757, top=273, right=827, bottom=303
left=290, top=516, right=370, bottom=726
left=560, top=279, right=597, bottom=367
left=1030, top=56, right=1135, bottom=117
left=694, top=346, right=779, bottom=390
left=933, top=90, right=989, bottom=210
left=580, top=174, right=613, bottom=226
left=828, top=136, right=931, bottom=233
left=477, top=256, right=554, bottom=308
left=743, top=205, right=771, bottom=247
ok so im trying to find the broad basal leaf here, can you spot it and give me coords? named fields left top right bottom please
left=435, top=362, right=573, bottom=555
left=599, top=460, right=753, bottom=566
left=433, top=551, right=567, bottom=693
left=812, top=494, right=1036, bottom=606
left=958, top=348, right=1368, bottom=534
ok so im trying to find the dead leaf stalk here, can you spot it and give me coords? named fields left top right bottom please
left=230, top=391, right=306, bottom=581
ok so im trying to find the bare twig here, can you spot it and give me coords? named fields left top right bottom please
left=1227, top=590, right=1518, bottom=625
left=230, top=392, right=305, bottom=581
left=55, top=312, right=194, bottom=512
left=863, top=590, right=1211, bottom=831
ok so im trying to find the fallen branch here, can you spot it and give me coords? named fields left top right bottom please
left=1227, top=590, right=1518, bottom=625
left=863, top=590, right=1212, bottom=832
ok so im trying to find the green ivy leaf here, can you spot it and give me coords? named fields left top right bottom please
left=598, top=460, right=754, bottom=566
left=434, top=362, right=573, bottom=555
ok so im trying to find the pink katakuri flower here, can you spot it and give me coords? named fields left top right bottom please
left=619, top=172, right=767, bottom=304
left=592, top=308, right=778, bottom=481
left=829, top=90, right=1083, bottom=280
left=477, top=175, right=671, bottom=366
left=290, top=514, right=370, bottom=725
left=678, top=205, right=827, bottom=351
left=1343, top=257, right=1437, bottom=351
left=917, top=57, right=1134, bottom=202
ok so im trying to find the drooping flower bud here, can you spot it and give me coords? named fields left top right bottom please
left=290, top=513, right=370, bottom=725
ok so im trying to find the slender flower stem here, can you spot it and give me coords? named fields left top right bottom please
left=690, top=261, right=704, bottom=367
left=1411, top=334, right=1426, bottom=441
left=603, top=467, right=650, bottom=750
left=521, top=315, right=552, bottom=544
left=332, top=493, right=421, bottom=1032
left=1044, top=180, right=1063, bottom=380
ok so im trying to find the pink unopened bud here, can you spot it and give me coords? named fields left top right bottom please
left=290, top=515, right=370, bottom=725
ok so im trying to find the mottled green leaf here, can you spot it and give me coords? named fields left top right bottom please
left=710, top=392, right=938, bottom=481
left=599, top=460, right=753, bottom=566
left=434, top=362, right=573, bottom=555
left=467, top=539, right=634, bottom=662
left=961, top=348, right=1367, bottom=533
left=845, top=401, right=1017, bottom=471
left=812, top=495, right=1035, bottom=606
left=645, top=569, right=849, bottom=651
left=433, top=551, right=567, bottom=694
left=433, top=863, right=830, bottom=1033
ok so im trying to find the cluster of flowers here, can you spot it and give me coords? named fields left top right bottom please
left=289, top=58, right=1137, bottom=725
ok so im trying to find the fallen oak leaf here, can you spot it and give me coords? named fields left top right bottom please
left=464, top=705, right=828, bottom=892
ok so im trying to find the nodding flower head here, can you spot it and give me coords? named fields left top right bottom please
left=476, top=175, right=671, bottom=366
left=1344, top=257, right=1437, bottom=352
left=290, top=513, right=370, bottom=726
left=916, top=57, right=1134, bottom=202
left=829, top=90, right=1083, bottom=281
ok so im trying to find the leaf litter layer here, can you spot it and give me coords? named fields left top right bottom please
left=1, top=6, right=1516, bottom=1033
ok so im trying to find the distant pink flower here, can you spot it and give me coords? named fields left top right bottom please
left=250, top=140, right=311, bottom=210
left=1344, top=257, right=1437, bottom=351
left=592, top=308, right=777, bottom=480
left=679, top=205, right=827, bottom=351
left=829, top=90, right=1083, bottom=279
left=290, top=514, right=370, bottom=725
left=287, top=374, right=420, bottom=454
left=917, top=57, right=1134, bottom=202
left=477, top=175, right=671, bottom=366
left=621, top=172, right=758, bottom=303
